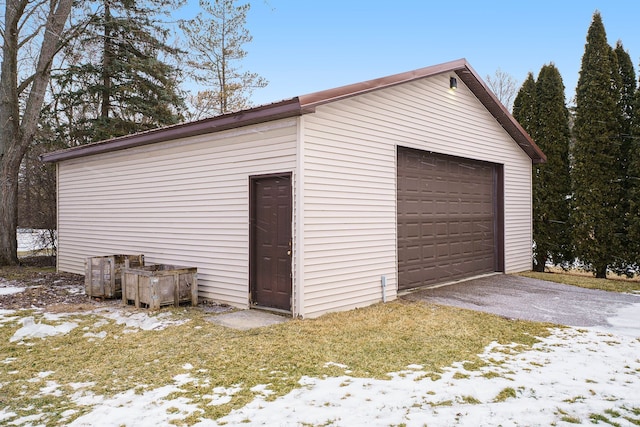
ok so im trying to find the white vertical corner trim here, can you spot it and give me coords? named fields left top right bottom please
left=393, top=144, right=399, bottom=293
left=295, top=115, right=305, bottom=318
left=56, top=162, right=60, bottom=272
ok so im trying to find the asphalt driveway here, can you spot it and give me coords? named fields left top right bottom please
left=402, top=274, right=640, bottom=335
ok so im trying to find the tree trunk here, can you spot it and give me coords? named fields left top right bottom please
left=0, top=1, right=24, bottom=265
left=595, top=265, right=608, bottom=279
left=533, top=254, right=546, bottom=272
left=0, top=148, right=22, bottom=265
left=0, top=0, right=73, bottom=266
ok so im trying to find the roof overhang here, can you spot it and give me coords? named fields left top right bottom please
left=40, top=98, right=303, bottom=163
left=452, top=62, right=546, bottom=163
left=41, top=58, right=545, bottom=164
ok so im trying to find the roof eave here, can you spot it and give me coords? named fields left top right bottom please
left=298, top=58, right=469, bottom=111
left=40, top=98, right=303, bottom=163
left=41, top=59, right=545, bottom=165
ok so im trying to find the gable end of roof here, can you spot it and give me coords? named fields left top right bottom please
left=454, top=65, right=546, bottom=164
left=41, top=59, right=545, bottom=164
left=297, top=58, right=545, bottom=164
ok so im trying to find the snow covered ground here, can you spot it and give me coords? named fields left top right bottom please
left=212, top=327, right=640, bottom=427
left=1, top=282, right=639, bottom=426
left=17, top=228, right=56, bottom=253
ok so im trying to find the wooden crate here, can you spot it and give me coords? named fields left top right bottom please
left=85, top=254, right=145, bottom=299
left=122, top=264, right=198, bottom=310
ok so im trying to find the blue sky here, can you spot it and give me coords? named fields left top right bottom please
left=183, top=1, right=639, bottom=107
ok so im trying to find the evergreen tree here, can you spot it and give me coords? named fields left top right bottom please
left=627, top=72, right=640, bottom=267
left=572, top=12, right=625, bottom=278
left=53, top=0, right=185, bottom=145
left=614, top=41, right=637, bottom=144
left=612, top=41, right=637, bottom=271
left=531, top=64, right=573, bottom=271
left=513, top=68, right=573, bottom=272
left=513, top=73, right=537, bottom=134
left=513, top=73, right=540, bottom=269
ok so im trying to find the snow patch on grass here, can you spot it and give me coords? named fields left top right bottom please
left=9, top=316, right=78, bottom=342
left=0, top=285, right=25, bottom=296
left=95, top=308, right=189, bottom=332
left=211, top=328, right=640, bottom=426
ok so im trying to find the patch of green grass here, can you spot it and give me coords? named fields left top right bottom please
left=563, top=396, right=586, bottom=404
left=493, top=387, right=517, bottom=402
left=518, top=271, right=640, bottom=293
left=481, top=371, right=504, bottom=379
left=459, top=395, right=481, bottom=404
left=555, top=408, right=581, bottom=424
left=462, top=360, right=488, bottom=371
left=429, top=399, right=453, bottom=407
left=606, top=409, right=622, bottom=418
left=590, top=413, right=621, bottom=426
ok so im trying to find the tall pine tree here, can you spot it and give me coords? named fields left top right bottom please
left=513, top=68, right=572, bottom=271
left=512, top=73, right=537, bottom=133
left=513, top=73, right=539, bottom=268
left=572, top=12, right=625, bottom=278
left=53, top=0, right=185, bottom=145
left=612, top=41, right=637, bottom=272
left=628, top=73, right=640, bottom=268
left=531, top=64, right=573, bottom=271
left=614, top=41, right=637, bottom=149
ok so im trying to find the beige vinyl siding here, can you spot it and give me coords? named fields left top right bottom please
left=301, top=73, right=532, bottom=317
left=301, top=109, right=399, bottom=319
left=57, top=119, right=297, bottom=308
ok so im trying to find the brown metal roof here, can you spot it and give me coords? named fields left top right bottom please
left=41, top=59, right=545, bottom=164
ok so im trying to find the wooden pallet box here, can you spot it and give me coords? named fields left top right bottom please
left=122, top=264, right=198, bottom=310
left=85, top=254, right=145, bottom=299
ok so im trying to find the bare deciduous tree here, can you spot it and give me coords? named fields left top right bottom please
left=0, top=0, right=73, bottom=265
left=180, top=0, right=267, bottom=118
left=486, top=68, right=519, bottom=112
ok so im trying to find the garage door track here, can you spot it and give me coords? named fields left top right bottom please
left=402, top=274, right=640, bottom=336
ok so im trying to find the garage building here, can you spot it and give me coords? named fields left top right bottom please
left=42, top=58, right=545, bottom=318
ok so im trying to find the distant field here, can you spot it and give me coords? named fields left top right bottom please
left=17, top=229, right=56, bottom=256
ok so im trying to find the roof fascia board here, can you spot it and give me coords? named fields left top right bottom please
left=298, top=58, right=468, bottom=111
left=41, top=59, right=545, bottom=164
left=41, top=98, right=303, bottom=163
left=454, top=63, right=547, bottom=164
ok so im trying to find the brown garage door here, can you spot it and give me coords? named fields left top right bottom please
left=397, top=147, right=503, bottom=290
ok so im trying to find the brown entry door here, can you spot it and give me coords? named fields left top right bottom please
left=250, top=173, right=293, bottom=311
